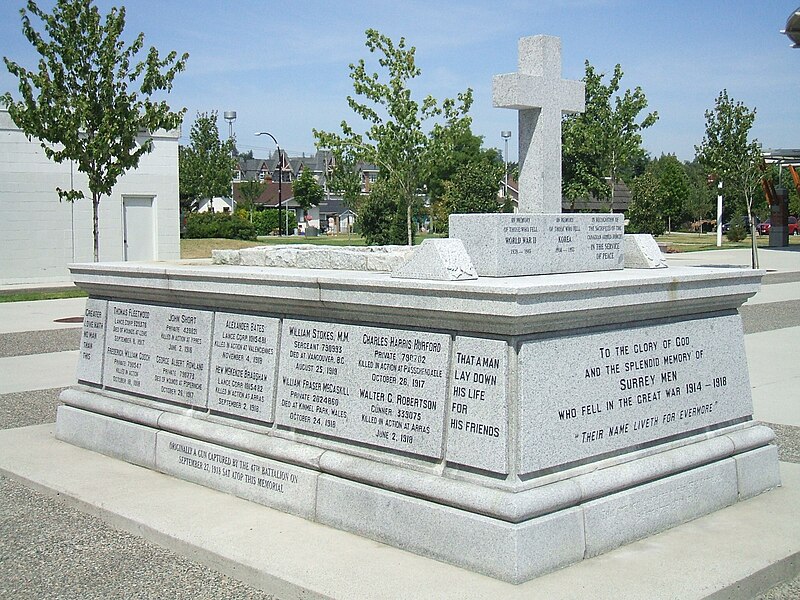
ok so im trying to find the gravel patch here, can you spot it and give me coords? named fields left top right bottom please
left=0, top=329, right=81, bottom=358
left=755, top=573, right=800, bottom=600
left=0, top=388, right=63, bottom=430
left=761, top=422, right=800, bottom=464
left=0, top=476, right=278, bottom=600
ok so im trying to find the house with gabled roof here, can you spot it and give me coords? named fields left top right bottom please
left=231, top=149, right=367, bottom=233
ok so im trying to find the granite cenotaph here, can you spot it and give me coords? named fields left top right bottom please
left=55, top=35, right=780, bottom=583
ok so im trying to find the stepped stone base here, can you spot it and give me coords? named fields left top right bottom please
left=55, top=261, right=780, bottom=583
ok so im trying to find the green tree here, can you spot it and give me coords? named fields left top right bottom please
left=627, top=172, right=665, bottom=236
left=3, top=0, right=188, bottom=261
left=252, top=208, right=279, bottom=236
left=237, top=178, right=265, bottom=223
left=647, top=154, right=689, bottom=231
left=426, top=126, right=503, bottom=233
left=682, top=159, right=715, bottom=231
left=695, top=90, right=762, bottom=266
left=439, top=156, right=504, bottom=233
left=562, top=61, right=658, bottom=210
left=179, top=111, right=236, bottom=212
left=314, top=29, right=472, bottom=245
left=780, top=167, right=800, bottom=217
left=324, top=151, right=363, bottom=236
left=326, top=152, right=363, bottom=211
left=292, top=166, right=324, bottom=218
left=426, top=124, right=499, bottom=203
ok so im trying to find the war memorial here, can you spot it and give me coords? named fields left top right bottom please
left=54, top=36, right=780, bottom=583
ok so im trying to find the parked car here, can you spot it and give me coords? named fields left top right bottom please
left=757, top=216, right=799, bottom=235
left=721, top=216, right=758, bottom=234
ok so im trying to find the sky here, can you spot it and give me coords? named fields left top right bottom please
left=1, top=0, right=798, bottom=163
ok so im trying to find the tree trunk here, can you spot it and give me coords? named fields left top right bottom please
left=93, top=192, right=100, bottom=262
left=609, top=153, right=616, bottom=213
left=608, top=152, right=617, bottom=213
left=746, top=193, right=758, bottom=269
left=609, top=176, right=615, bottom=212
left=407, top=202, right=412, bottom=246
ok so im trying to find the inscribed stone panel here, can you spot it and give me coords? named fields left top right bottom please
left=76, top=298, right=108, bottom=384
left=102, top=302, right=212, bottom=408
left=209, top=312, right=280, bottom=423
left=156, top=432, right=317, bottom=519
left=275, top=320, right=450, bottom=459
left=518, top=314, right=753, bottom=474
left=445, top=336, right=509, bottom=473
left=449, top=213, right=624, bottom=277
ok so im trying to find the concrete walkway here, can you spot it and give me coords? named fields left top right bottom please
left=664, top=245, right=800, bottom=272
left=0, top=253, right=799, bottom=598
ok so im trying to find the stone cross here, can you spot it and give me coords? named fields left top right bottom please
left=493, top=36, right=585, bottom=214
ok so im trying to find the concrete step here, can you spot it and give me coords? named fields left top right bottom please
left=0, top=423, right=797, bottom=600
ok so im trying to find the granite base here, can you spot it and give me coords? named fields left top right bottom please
left=56, top=395, right=779, bottom=583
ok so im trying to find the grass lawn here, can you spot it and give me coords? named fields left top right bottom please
left=180, top=238, right=266, bottom=259
left=0, top=288, right=88, bottom=303
left=655, top=231, right=800, bottom=253
left=180, top=234, right=446, bottom=259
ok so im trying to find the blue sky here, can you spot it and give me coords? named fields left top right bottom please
left=1, top=0, right=798, bottom=163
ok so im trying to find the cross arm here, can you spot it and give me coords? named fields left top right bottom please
left=492, top=73, right=585, bottom=114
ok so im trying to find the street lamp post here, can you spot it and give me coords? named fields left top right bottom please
left=255, top=132, right=282, bottom=236
left=501, top=130, right=512, bottom=203
left=224, top=112, right=236, bottom=208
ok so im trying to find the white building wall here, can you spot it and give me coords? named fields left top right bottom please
left=197, top=196, right=234, bottom=213
left=0, top=109, right=180, bottom=285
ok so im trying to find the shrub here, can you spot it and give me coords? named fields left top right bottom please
left=184, top=211, right=256, bottom=240
left=358, top=180, right=412, bottom=245
left=726, top=213, right=747, bottom=242
left=252, top=209, right=280, bottom=236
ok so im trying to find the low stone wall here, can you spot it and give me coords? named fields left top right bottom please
left=212, top=244, right=415, bottom=272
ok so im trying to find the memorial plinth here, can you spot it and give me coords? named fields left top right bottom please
left=449, top=213, right=624, bottom=276
left=56, top=260, right=780, bottom=583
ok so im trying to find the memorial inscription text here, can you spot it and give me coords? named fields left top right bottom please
left=276, top=320, right=450, bottom=458
left=102, top=302, right=213, bottom=408
left=209, top=313, right=280, bottom=422
left=519, top=315, right=752, bottom=473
